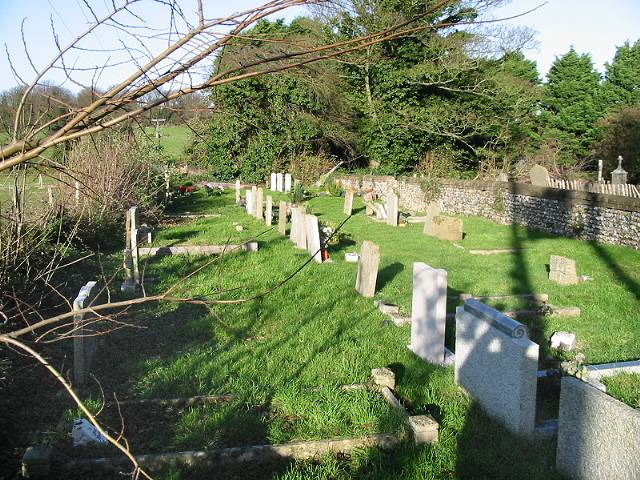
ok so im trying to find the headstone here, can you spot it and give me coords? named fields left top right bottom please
left=284, top=173, right=292, bottom=193
left=549, top=255, right=579, bottom=285
left=455, top=300, right=539, bottom=437
left=129, top=207, right=140, bottom=284
left=305, top=214, right=322, bottom=263
left=343, top=190, right=354, bottom=215
left=245, top=190, right=253, bottom=215
left=295, top=208, right=307, bottom=249
left=355, top=241, right=380, bottom=297
left=407, top=415, right=439, bottom=445
left=265, top=196, right=273, bottom=225
left=374, top=203, right=387, bottom=220
left=371, top=367, right=395, bottom=390
left=276, top=173, right=284, bottom=192
left=611, top=155, right=628, bottom=184
left=428, top=216, right=463, bottom=241
left=497, top=172, right=509, bottom=182
left=550, top=331, right=576, bottom=351
left=278, top=201, right=287, bottom=235
left=423, top=202, right=441, bottom=236
left=597, top=160, right=603, bottom=183
left=235, top=179, right=241, bottom=203
left=289, top=207, right=299, bottom=243
left=75, top=180, right=81, bottom=205
left=47, top=186, right=53, bottom=206
left=529, top=164, right=550, bottom=187
left=386, top=193, right=398, bottom=226
left=410, top=263, right=448, bottom=365
left=270, top=173, right=277, bottom=191
left=73, top=281, right=98, bottom=386
left=255, top=188, right=264, bottom=220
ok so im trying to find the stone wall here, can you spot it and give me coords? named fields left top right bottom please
left=337, top=175, right=640, bottom=249
left=556, top=376, right=640, bottom=479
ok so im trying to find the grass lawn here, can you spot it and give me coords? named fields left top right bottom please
left=62, top=190, right=640, bottom=479
left=601, top=373, right=640, bottom=408
left=146, top=125, right=191, bottom=162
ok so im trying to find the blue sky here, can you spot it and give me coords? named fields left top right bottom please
left=0, top=0, right=639, bottom=92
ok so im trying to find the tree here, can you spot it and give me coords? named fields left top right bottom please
left=602, top=40, right=640, bottom=108
left=594, top=107, right=640, bottom=183
left=537, top=48, right=603, bottom=165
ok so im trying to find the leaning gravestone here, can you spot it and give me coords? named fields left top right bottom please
left=355, top=241, right=380, bottom=297
left=255, top=188, right=264, bottom=220
left=278, top=201, right=287, bottom=235
left=374, top=204, right=387, bottom=220
left=423, top=202, right=441, bottom=236
left=428, top=216, right=463, bottom=241
left=410, top=263, right=448, bottom=365
left=265, top=196, right=273, bottom=225
left=306, top=214, right=322, bottom=263
left=529, top=164, right=550, bottom=187
left=549, top=255, right=579, bottom=285
left=386, top=192, right=398, bottom=226
left=344, top=190, right=354, bottom=215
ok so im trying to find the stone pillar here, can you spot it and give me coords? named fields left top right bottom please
left=284, top=173, right=292, bottom=192
left=289, top=207, right=299, bottom=243
left=386, top=192, right=398, bottom=226
left=266, top=196, right=273, bottom=225
left=235, top=179, right=241, bottom=203
left=73, top=281, right=98, bottom=386
left=278, top=201, right=287, bottom=235
left=245, top=189, right=253, bottom=215
left=129, top=207, right=140, bottom=284
left=276, top=173, right=284, bottom=192
left=47, top=186, right=53, bottom=207
left=306, top=214, right=322, bottom=263
left=355, top=241, right=380, bottom=297
left=255, top=187, right=264, bottom=220
left=344, top=190, right=354, bottom=215
left=410, top=262, right=448, bottom=364
left=270, top=173, right=277, bottom=191
left=597, top=160, right=603, bottom=183
left=75, top=180, right=81, bottom=206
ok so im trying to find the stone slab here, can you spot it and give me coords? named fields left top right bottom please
left=284, top=173, right=292, bottom=193
left=407, top=415, right=439, bottom=445
left=138, top=242, right=258, bottom=256
left=410, top=262, right=448, bottom=365
left=371, top=367, right=395, bottom=390
left=549, top=255, right=579, bottom=285
left=270, top=173, right=276, bottom=191
left=276, top=173, right=284, bottom=192
left=255, top=188, right=264, bottom=220
left=455, top=300, right=539, bottom=437
left=355, top=241, right=380, bottom=298
left=235, top=179, right=241, bottom=203
left=428, top=216, right=463, bottom=241
left=265, top=196, right=273, bottom=226
left=586, top=360, right=640, bottom=380
left=423, top=202, right=441, bottom=236
left=73, top=281, right=99, bottom=387
left=557, top=376, right=640, bottom=480
left=344, top=190, right=354, bottom=215
left=386, top=193, right=398, bottom=226
left=529, top=164, right=550, bottom=187
left=305, top=214, right=322, bottom=263
left=278, top=201, right=287, bottom=235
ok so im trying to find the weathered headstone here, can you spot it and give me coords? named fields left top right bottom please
left=270, top=173, right=277, bottom=191
left=306, top=214, right=322, bottom=263
left=129, top=207, right=140, bottom=283
left=276, top=173, right=284, bottom=192
left=74, top=281, right=99, bottom=386
left=295, top=208, right=307, bottom=249
left=355, top=241, right=380, bottom=297
left=386, top=192, right=398, bottom=226
left=47, top=186, right=53, bottom=206
left=284, top=173, right=292, bottom=193
left=265, top=196, right=273, bottom=225
left=278, top=201, right=287, bottom=235
left=245, top=189, right=253, bottom=215
left=549, top=255, right=578, bottom=285
left=374, top=203, right=387, bottom=220
left=428, top=216, right=463, bottom=241
left=423, top=202, right=441, bottom=236
left=611, top=155, right=628, bottom=184
left=289, top=207, right=299, bottom=243
left=410, top=263, right=448, bottom=365
left=255, top=187, right=264, bottom=220
left=529, top=164, right=550, bottom=187
left=497, top=172, right=509, bottom=182
left=344, top=190, right=354, bottom=215
left=75, top=180, right=81, bottom=205
left=455, top=300, right=539, bottom=437
left=235, top=179, right=241, bottom=203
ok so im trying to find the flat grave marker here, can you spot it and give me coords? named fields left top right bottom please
left=549, top=255, right=579, bottom=285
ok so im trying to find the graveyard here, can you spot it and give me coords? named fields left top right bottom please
left=35, top=182, right=639, bottom=479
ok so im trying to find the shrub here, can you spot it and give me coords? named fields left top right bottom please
left=290, top=182, right=306, bottom=204
left=323, top=174, right=344, bottom=197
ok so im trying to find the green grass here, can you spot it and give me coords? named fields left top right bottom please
left=69, top=190, right=640, bottom=479
left=146, top=125, right=191, bottom=161
left=602, top=373, right=640, bottom=408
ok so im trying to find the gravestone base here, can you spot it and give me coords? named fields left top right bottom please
left=407, top=415, right=439, bottom=444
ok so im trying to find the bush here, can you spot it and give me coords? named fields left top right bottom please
left=323, top=174, right=344, bottom=197
left=290, top=182, right=306, bottom=204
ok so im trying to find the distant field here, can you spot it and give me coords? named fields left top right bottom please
left=145, top=125, right=192, bottom=161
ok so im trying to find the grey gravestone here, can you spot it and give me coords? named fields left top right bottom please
left=235, top=179, right=241, bottom=203
left=371, top=367, right=395, bottom=389
left=265, top=196, right=273, bottom=225
left=355, top=241, right=380, bottom=297
left=255, top=188, right=263, bottom=220
left=344, top=190, right=354, bottom=215
left=429, top=216, right=463, bottom=241
left=129, top=207, right=140, bottom=283
left=270, top=173, right=277, bottom=191
left=611, top=155, right=628, bottom=184
left=410, top=262, right=448, bottom=365
left=278, top=201, right=287, bottom=235
left=74, top=281, right=99, bottom=386
left=386, top=192, right=398, bottom=226
left=306, top=214, right=322, bottom=263
left=455, top=300, right=539, bottom=437
left=276, top=173, right=284, bottom=192
left=529, top=164, right=550, bottom=187
left=289, top=207, right=299, bottom=242
left=549, top=255, right=578, bottom=285
left=285, top=173, right=292, bottom=192
left=497, top=172, right=509, bottom=182
left=423, top=202, right=441, bottom=236
left=292, top=207, right=307, bottom=249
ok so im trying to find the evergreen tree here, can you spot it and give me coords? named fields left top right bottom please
left=603, top=40, right=640, bottom=108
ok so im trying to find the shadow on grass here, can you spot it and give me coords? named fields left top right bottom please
left=377, top=262, right=405, bottom=291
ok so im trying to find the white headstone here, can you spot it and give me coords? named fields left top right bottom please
left=386, top=193, right=398, bottom=226
left=549, top=255, right=579, bottom=285
left=344, top=190, right=354, bottom=215
left=266, top=196, right=273, bottom=225
left=246, top=190, right=253, bottom=215
left=255, top=188, right=264, bottom=220
left=129, top=207, right=140, bottom=283
left=306, top=214, right=322, bottom=263
left=276, top=173, right=284, bottom=192
left=284, top=173, right=292, bottom=193
left=270, top=173, right=277, bottom=191
left=410, top=263, right=448, bottom=365
left=235, top=179, right=241, bottom=204
left=529, top=164, right=550, bottom=187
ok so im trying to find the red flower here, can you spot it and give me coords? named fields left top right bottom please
left=178, top=185, right=186, bottom=193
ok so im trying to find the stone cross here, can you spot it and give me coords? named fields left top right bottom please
left=549, top=255, right=579, bottom=285
left=255, top=187, right=264, bottom=220
left=344, top=190, right=354, bottom=215
left=306, top=214, right=322, bottom=263
left=235, top=179, right=241, bottom=203
left=386, top=192, right=398, bottom=226
left=265, top=196, right=273, bottom=225
left=276, top=173, right=284, bottom=192
left=410, top=263, right=448, bottom=365
left=529, top=164, right=550, bottom=187
left=278, top=201, right=287, bottom=235
left=270, top=173, right=277, bottom=191
left=611, top=155, right=628, bottom=184
left=423, top=202, right=441, bottom=236
left=355, top=241, right=380, bottom=297
left=284, top=173, right=292, bottom=193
